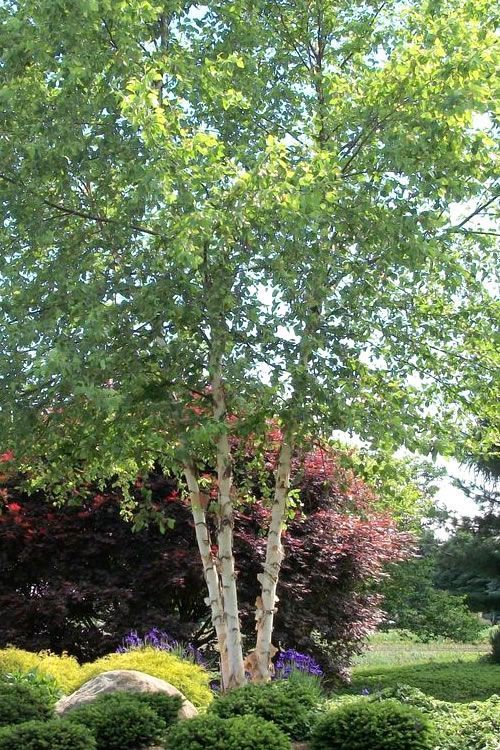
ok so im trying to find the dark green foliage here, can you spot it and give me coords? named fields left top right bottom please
left=208, top=676, right=321, bottom=740
left=0, top=720, right=96, bottom=750
left=489, top=626, right=500, bottom=663
left=127, top=691, right=182, bottom=726
left=0, top=681, right=54, bottom=726
left=311, top=699, right=434, bottom=750
left=64, top=692, right=166, bottom=750
left=164, top=714, right=291, bottom=750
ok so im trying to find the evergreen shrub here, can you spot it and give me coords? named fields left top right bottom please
left=0, top=719, right=96, bottom=750
left=208, top=676, right=320, bottom=740
left=0, top=682, right=54, bottom=726
left=164, top=713, right=291, bottom=749
left=64, top=692, right=166, bottom=750
left=311, top=698, right=434, bottom=750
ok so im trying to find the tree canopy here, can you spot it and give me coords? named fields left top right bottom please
left=0, top=0, right=498, bottom=686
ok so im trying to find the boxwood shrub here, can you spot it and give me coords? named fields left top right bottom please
left=164, top=713, right=291, bottom=749
left=0, top=719, right=96, bottom=750
left=311, top=698, right=435, bottom=750
left=0, top=682, right=54, bottom=726
left=208, top=676, right=320, bottom=740
left=64, top=692, right=166, bottom=750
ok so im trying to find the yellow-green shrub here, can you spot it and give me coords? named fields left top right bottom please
left=78, top=649, right=213, bottom=708
left=0, top=649, right=81, bottom=695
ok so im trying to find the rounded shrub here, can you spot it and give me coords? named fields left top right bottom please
left=489, top=626, right=500, bottom=664
left=129, top=691, right=182, bottom=726
left=311, top=698, right=435, bottom=750
left=208, top=679, right=319, bottom=740
left=64, top=692, right=166, bottom=750
left=0, top=719, right=96, bottom=750
left=164, top=713, right=291, bottom=750
left=0, top=682, right=54, bottom=726
left=78, top=648, right=212, bottom=707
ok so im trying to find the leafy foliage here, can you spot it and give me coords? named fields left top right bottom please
left=311, top=699, right=435, bottom=750
left=0, top=682, right=54, bottom=726
left=0, top=720, right=96, bottom=750
left=64, top=692, right=167, bottom=750
left=208, top=677, right=321, bottom=740
left=164, top=714, right=291, bottom=750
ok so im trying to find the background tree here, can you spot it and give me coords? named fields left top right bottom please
left=435, top=438, right=500, bottom=620
left=0, top=0, right=498, bottom=686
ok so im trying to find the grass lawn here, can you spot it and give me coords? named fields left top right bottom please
left=340, top=633, right=499, bottom=702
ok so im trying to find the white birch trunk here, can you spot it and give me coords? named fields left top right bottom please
left=211, top=370, right=246, bottom=689
left=253, top=435, right=294, bottom=681
left=183, top=461, right=231, bottom=688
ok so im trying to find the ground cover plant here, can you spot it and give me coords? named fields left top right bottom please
left=347, top=657, right=499, bottom=702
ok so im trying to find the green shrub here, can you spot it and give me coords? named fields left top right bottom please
left=0, top=720, right=96, bottom=750
left=0, top=682, right=54, bottom=726
left=78, top=648, right=213, bottom=707
left=311, top=698, right=435, bottom=750
left=489, top=627, right=500, bottom=663
left=337, top=685, right=500, bottom=750
left=164, top=714, right=291, bottom=750
left=64, top=692, right=166, bottom=750
left=208, top=678, right=320, bottom=740
left=129, top=691, right=182, bottom=726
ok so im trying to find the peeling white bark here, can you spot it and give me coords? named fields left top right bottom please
left=254, top=435, right=294, bottom=681
left=183, top=461, right=230, bottom=688
left=212, top=370, right=246, bottom=689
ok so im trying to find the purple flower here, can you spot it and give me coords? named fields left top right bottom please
left=361, top=688, right=371, bottom=696
left=274, top=649, right=323, bottom=679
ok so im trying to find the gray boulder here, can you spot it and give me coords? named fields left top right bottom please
left=55, top=669, right=198, bottom=720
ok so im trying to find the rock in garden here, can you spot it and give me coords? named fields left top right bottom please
left=55, top=669, right=198, bottom=720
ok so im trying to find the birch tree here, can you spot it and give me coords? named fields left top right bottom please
left=0, top=0, right=498, bottom=688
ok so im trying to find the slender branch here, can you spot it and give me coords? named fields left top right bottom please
left=451, top=194, right=499, bottom=231
left=0, top=173, right=166, bottom=239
